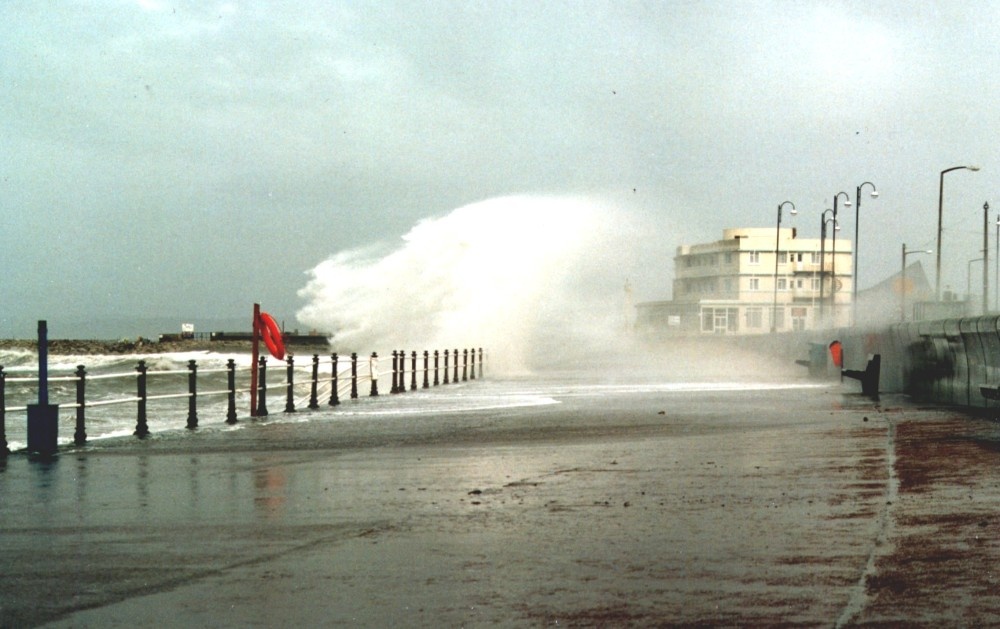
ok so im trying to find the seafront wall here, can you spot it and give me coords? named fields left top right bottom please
left=649, top=315, right=1000, bottom=409
left=738, top=315, right=1000, bottom=409
left=827, top=316, right=1000, bottom=409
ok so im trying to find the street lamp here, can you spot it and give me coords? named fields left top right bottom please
left=772, top=201, right=796, bottom=332
left=901, top=244, right=932, bottom=322
left=831, top=192, right=852, bottom=325
left=968, top=257, right=984, bottom=313
left=936, top=165, right=980, bottom=301
left=852, top=182, right=878, bottom=325
left=995, top=212, right=999, bottom=312
left=820, top=209, right=839, bottom=322
left=984, top=202, right=990, bottom=316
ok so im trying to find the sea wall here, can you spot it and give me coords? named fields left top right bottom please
left=803, top=316, right=1000, bottom=409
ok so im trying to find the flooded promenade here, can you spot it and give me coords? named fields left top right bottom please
left=2, top=377, right=1000, bottom=626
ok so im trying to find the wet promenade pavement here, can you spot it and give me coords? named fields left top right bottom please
left=3, top=380, right=1000, bottom=626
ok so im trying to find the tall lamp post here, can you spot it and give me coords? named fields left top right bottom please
left=772, top=201, right=796, bottom=332
left=852, top=182, right=878, bottom=325
left=831, top=192, right=852, bottom=325
left=995, top=212, right=999, bottom=312
left=968, top=257, right=984, bottom=313
left=936, top=165, right=980, bottom=301
left=901, top=244, right=932, bottom=321
left=819, top=209, right=838, bottom=322
left=984, top=202, right=990, bottom=316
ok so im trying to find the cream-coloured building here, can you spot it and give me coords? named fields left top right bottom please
left=636, top=227, right=853, bottom=334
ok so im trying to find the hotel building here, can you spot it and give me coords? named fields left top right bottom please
left=636, top=227, right=852, bottom=334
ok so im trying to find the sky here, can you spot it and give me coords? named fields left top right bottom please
left=3, top=0, right=1000, bottom=340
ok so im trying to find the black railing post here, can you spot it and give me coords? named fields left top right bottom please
left=463, top=349, right=469, bottom=382
left=0, top=366, right=8, bottom=456
left=398, top=350, right=406, bottom=394
left=479, top=348, right=484, bottom=379
left=391, top=350, right=399, bottom=394
left=370, top=352, right=379, bottom=397
left=329, top=353, right=340, bottom=406
left=284, top=355, right=296, bottom=413
left=423, top=351, right=430, bottom=389
left=411, top=351, right=417, bottom=391
left=257, top=356, right=269, bottom=417
left=134, top=360, right=149, bottom=438
left=74, top=365, right=87, bottom=446
left=309, top=354, right=320, bottom=409
left=444, top=349, right=450, bottom=385
left=433, top=350, right=440, bottom=386
left=186, top=359, right=198, bottom=430
left=226, top=359, right=237, bottom=424
left=453, top=348, right=459, bottom=383
left=470, top=347, right=476, bottom=380
left=350, top=352, right=358, bottom=399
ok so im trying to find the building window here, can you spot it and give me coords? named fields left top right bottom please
left=746, top=307, right=763, bottom=329
left=811, top=277, right=821, bottom=291
left=749, top=251, right=761, bottom=265
left=811, top=252, right=820, bottom=264
left=777, top=278, right=787, bottom=291
left=724, top=252, right=733, bottom=264
left=701, top=307, right=739, bottom=334
left=749, top=277, right=760, bottom=291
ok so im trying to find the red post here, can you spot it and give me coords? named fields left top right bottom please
left=250, top=303, right=261, bottom=416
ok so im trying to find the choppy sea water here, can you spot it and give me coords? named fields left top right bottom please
left=1, top=348, right=825, bottom=452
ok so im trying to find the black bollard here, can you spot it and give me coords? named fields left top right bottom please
left=186, top=359, right=198, bottom=430
left=27, top=321, right=59, bottom=455
left=433, top=350, right=440, bottom=386
left=443, top=349, right=450, bottom=385
left=423, top=351, right=430, bottom=389
left=74, top=365, right=87, bottom=445
left=370, top=352, right=379, bottom=396
left=329, top=353, right=340, bottom=406
left=453, top=348, right=459, bottom=383
left=134, top=360, right=149, bottom=438
left=470, top=348, right=476, bottom=380
left=257, top=357, right=269, bottom=417
left=462, top=349, right=468, bottom=382
left=411, top=351, right=417, bottom=391
left=0, top=366, right=8, bottom=456
left=284, top=355, right=296, bottom=413
left=308, top=354, right=320, bottom=409
left=479, top=348, right=484, bottom=379
left=350, top=352, right=358, bottom=399
left=226, top=359, right=237, bottom=424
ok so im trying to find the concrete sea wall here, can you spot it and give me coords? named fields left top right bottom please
left=831, top=316, right=1000, bottom=408
left=741, top=316, right=1000, bottom=409
left=685, top=315, right=1000, bottom=409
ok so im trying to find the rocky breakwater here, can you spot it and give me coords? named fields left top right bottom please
left=0, top=338, right=255, bottom=355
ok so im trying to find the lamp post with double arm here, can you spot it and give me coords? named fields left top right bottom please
left=820, top=209, right=838, bottom=323
left=831, top=192, right=851, bottom=326
left=771, top=201, right=796, bottom=332
left=852, top=182, right=878, bottom=324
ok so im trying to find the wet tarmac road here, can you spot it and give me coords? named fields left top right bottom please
left=2, top=381, right=1000, bottom=627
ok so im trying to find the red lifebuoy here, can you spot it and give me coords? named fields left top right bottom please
left=258, top=312, right=285, bottom=360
